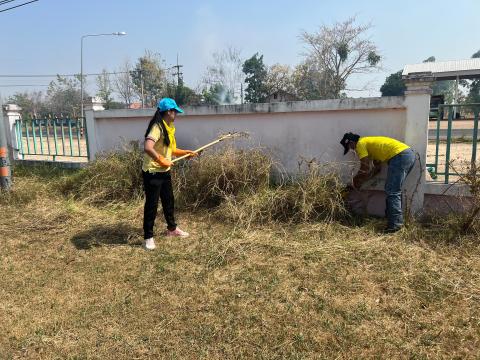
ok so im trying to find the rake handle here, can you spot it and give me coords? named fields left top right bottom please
left=171, top=138, right=226, bottom=164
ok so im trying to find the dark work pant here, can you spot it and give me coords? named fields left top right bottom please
left=143, top=170, right=177, bottom=239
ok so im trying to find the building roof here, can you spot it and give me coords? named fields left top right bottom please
left=128, top=102, right=142, bottom=109
left=402, top=58, right=480, bottom=80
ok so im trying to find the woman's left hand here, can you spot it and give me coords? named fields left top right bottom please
left=185, top=150, right=198, bottom=158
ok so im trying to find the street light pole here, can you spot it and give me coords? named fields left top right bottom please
left=80, top=32, right=127, bottom=118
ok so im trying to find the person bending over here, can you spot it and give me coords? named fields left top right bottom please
left=340, top=133, right=415, bottom=233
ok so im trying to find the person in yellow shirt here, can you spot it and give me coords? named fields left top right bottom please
left=340, top=133, right=415, bottom=233
left=142, top=98, right=196, bottom=250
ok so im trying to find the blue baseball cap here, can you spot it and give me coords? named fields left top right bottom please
left=157, top=98, right=184, bottom=113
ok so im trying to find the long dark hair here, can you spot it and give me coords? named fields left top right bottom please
left=144, top=109, right=170, bottom=146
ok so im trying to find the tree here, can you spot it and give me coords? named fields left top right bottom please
left=300, top=16, right=381, bottom=98
left=466, top=49, right=480, bottom=103
left=422, top=56, right=457, bottom=104
left=164, top=81, right=202, bottom=106
left=265, top=64, right=295, bottom=95
left=173, top=84, right=201, bottom=106
left=106, top=101, right=127, bottom=110
left=7, top=91, right=47, bottom=118
left=96, top=69, right=114, bottom=109
left=131, top=51, right=167, bottom=107
left=46, top=75, right=84, bottom=117
left=291, top=58, right=337, bottom=100
left=203, top=47, right=244, bottom=104
left=114, top=60, right=136, bottom=108
left=200, top=84, right=232, bottom=105
left=380, top=71, right=406, bottom=96
left=242, top=53, right=268, bottom=103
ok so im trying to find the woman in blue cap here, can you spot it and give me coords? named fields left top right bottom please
left=142, top=98, right=196, bottom=250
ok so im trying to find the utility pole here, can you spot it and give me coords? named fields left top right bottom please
left=80, top=32, right=127, bottom=118
left=0, top=103, right=11, bottom=191
left=140, top=68, right=145, bottom=109
left=172, top=53, right=184, bottom=86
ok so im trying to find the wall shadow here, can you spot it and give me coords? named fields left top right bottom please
left=70, top=223, right=141, bottom=250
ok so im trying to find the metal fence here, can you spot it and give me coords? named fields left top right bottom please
left=427, top=104, right=479, bottom=183
left=14, top=117, right=89, bottom=161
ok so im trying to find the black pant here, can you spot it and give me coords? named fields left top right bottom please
left=143, top=171, right=177, bottom=239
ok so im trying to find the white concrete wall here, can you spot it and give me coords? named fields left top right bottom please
left=86, top=97, right=407, bottom=177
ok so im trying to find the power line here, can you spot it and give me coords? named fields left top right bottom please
left=0, top=0, right=20, bottom=7
left=0, top=67, right=178, bottom=78
left=0, top=0, right=39, bottom=13
left=0, top=84, right=49, bottom=87
left=0, top=71, right=132, bottom=78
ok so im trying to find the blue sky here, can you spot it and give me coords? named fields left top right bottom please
left=0, top=0, right=478, bottom=99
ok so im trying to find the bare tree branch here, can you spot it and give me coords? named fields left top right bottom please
left=299, top=16, right=381, bottom=98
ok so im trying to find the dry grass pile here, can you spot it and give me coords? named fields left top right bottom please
left=60, top=142, right=144, bottom=205
left=174, top=147, right=272, bottom=208
left=174, top=147, right=347, bottom=225
left=50, top=145, right=347, bottom=229
left=219, top=165, right=347, bottom=226
left=55, top=145, right=273, bottom=209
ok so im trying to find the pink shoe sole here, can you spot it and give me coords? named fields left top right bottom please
left=166, top=228, right=189, bottom=237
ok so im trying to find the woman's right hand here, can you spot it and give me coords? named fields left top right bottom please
left=155, top=156, right=174, bottom=167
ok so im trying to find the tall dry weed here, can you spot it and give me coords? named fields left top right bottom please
left=447, top=161, right=480, bottom=237
left=6, top=146, right=346, bottom=228
left=59, top=142, right=144, bottom=205
left=174, top=147, right=272, bottom=208
left=218, top=164, right=348, bottom=226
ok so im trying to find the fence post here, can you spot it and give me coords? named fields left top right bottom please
left=403, top=72, right=434, bottom=215
left=0, top=103, right=12, bottom=191
left=84, top=97, right=105, bottom=162
left=84, top=109, right=96, bottom=161
left=3, top=104, right=22, bottom=160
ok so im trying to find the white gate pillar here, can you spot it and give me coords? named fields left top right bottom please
left=2, top=104, right=22, bottom=160
left=403, top=72, right=434, bottom=215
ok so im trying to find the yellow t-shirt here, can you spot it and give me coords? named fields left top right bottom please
left=355, top=136, right=410, bottom=162
left=142, top=120, right=177, bottom=173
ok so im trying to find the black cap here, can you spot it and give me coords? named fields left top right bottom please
left=340, top=132, right=360, bottom=155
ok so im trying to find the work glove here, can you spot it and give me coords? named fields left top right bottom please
left=183, top=150, right=198, bottom=158
left=155, top=156, right=174, bottom=167
left=175, top=149, right=197, bottom=158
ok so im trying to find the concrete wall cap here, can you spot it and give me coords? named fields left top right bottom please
left=94, top=97, right=406, bottom=119
left=3, top=104, right=22, bottom=112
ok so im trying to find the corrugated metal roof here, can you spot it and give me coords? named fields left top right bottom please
left=402, top=58, right=480, bottom=80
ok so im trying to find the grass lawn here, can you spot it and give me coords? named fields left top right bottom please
left=1, top=166, right=480, bottom=359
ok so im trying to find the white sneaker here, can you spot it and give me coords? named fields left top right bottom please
left=143, top=237, right=156, bottom=250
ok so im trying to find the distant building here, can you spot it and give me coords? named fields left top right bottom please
left=128, top=102, right=142, bottom=110
left=266, top=90, right=298, bottom=103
